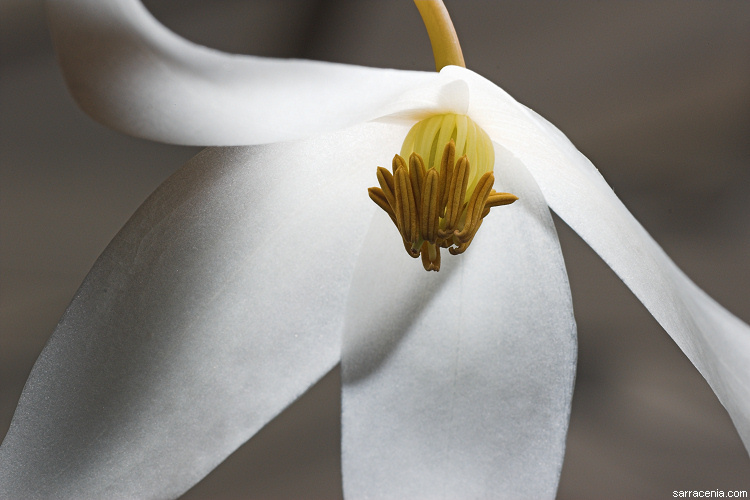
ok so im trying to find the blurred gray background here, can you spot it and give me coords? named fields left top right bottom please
left=2, top=0, right=749, bottom=498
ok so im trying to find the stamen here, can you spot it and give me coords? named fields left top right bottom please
left=437, top=140, right=455, bottom=216
left=392, top=154, right=407, bottom=175
left=368, top=113, right=518, bottom=271
left=420, top=168, right=440, bottom=243
left=440, top=155, right=470, bottom=236
left=455, top=172, right=494, bottom=243
left=393, top=165, right=419, bottom=247
left=368, top=187, right=397, bottom=226
left=486, top=190, right=519, bottom=208
left=448, top=222, right=480, bottom=255
left=376, top=166, right=396, bottom=208
left=409, top=153, right=426, bottom=202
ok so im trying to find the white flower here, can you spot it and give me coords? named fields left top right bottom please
left=1, top=0, right=748, bottom=499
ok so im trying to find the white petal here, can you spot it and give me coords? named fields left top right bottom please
left=341, top=146, right=577, bottom=499
left=0, top=122, right=407, bottom=499
left=450, top=66, right=750, bottom=453
left=46, top=0, right=466, bottom=146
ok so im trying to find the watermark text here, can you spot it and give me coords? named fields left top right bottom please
left=673, top=491, right=747, bottom=498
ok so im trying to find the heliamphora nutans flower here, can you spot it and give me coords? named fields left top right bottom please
left=0, top=1, right=748, bottom=500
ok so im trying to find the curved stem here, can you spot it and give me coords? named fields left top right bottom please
left=414, top=0, right=466, bottom=71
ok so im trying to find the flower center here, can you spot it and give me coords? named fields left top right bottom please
left=368, top=113, right=518, bottom=271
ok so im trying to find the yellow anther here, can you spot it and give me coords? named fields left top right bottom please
left=420, top=168, right=440, bottom=243
left=440, top=155, right=470, bottom=236
left=486, top=191, right=519, bottom=208
left=368, top=187, right=397, bottom=226
left=438, top=140, right=455, bottom=216
left=369, top=113, right=518, bottom=271
left=393, top=165, right=419, bottom=248
left=455, top=171, right=494, bottom=243
left=448, top=230, right=477, bottom=255
left=409, top=153, right=426, bottom=201
left=392, top=154, right=407, bottom=175
left=376, top=166, right=396, bottom=208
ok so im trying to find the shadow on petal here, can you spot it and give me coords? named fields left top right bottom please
left=340, top=213, right=458, bottom=383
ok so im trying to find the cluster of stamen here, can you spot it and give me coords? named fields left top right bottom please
left=368, top=140, right=518, bottom=271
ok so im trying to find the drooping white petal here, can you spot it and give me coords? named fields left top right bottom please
left=341, top=146, right=577, bottom=499
left=46, top=0, right=465, bottom=146
left=0, top=122, right=408, bottom=499
left=450, top=65, right=750, bottom=453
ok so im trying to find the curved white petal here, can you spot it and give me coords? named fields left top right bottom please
left=0, top=122, right=408, bottom=499
left=341, top=146, right=577, bottom=499
left=46, top=0, right=466, bottom=146
left=449, top=66, right=750, bottom=453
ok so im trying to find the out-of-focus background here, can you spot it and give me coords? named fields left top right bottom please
left=2, top=0, right=749, bottom=498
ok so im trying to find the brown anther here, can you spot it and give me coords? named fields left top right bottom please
left=409, top=153, right=426, bottom=202
left=420, top=241, right=441, bottom=271
left=437, top=140, right=455, bottom=216
left=481, top=191, right=517, bottom=219
left=368, top=135, right=518, bottom=270
left=376, top=166, right=396, bottom=208
left=455, top=172, right=494, bottom=243
left=368, top=187, right=397, bottom=226
left=449, top=218, right=482, bottom=255
left=392, top=154, right=407, bottom=175
left=438, top=155, right=470, bottom=237
left=393, top=165, right=419, bottom=247
left=420, top=168, right=440, bottom=243
left=486, top=190, right=519, bottom=208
